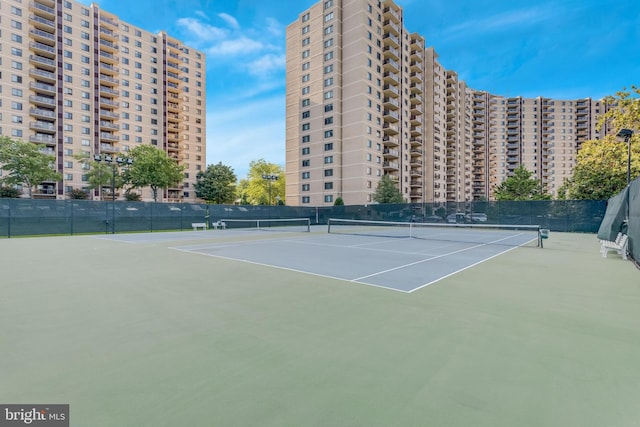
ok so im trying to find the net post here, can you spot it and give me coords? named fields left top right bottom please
left=306, top=218, right=311, bottom=232
left=327, top=218, right=332, bottom=234
left=538, top=225, right=542, bottom=248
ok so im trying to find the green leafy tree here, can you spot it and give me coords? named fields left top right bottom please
left=334, top=197, right=344, bottom=206
left=0, top=136, right=62, bottom=198
left=194, top=162, right=237, bottom=204
left=561, top=87, right=640, bottom=199
left=75, top=153, right=125, bottom=199
left=68, top=188, right=89, bottom=199
left=493, top=165, right=551, bottom=201
left=125, top=145, right=185, bottom=202
left=242, top=159, right=285, bottom=205
left=0, top=186, right=22, bottom=198
left=373, top=175, right=404, bottom=203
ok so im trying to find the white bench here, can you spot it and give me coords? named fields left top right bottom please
left=192, top=222, right=207, bottom=231
left=212, top=221, right=226, bottom=230
left=600, top=232, right=628, bottom=260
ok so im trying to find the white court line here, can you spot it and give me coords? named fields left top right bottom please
left=352, top=233, right=533, bottom=282
left=170, top=246, right=410, bottom=293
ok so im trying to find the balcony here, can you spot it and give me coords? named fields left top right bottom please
left=99, top=39, right=119, bottom=52
left=29, top=41, right=55, bottom=58
left=383, top=84, right=399, bottom=97
left=100, top=15, right=118, bottom=29
left=383, top=110, right=400, bottom=122
left=99, top=27, right=117, bottom=41
left=383, top=46, right=399, bottom=61
left=383, top=148, right=399, bottom=158
left=99, top=98, right=118, bottom=107
left=383, top=161, right=399, bottom=171
left=383, top=97, right=400, bottom=110
left=383, top=33, right=399, bottom=48
left=29, top=68, right=55, bottom=84
left=410, top=71, right=422, bottom=82
left=100, top=63, right=119, bottom=74
left=29, top=95, right=55, bottom=107
left=99, top=74, right=119, bottom=85
left=383, top=122, right=399, bottom=135
left=99, top=109, right=119, bottom=119
left=100, top=132, right=119, bottom=142
left=100, top=121, right=120, bottom=131
left=29, top=121, right=56, bottom=133
left=30, top=14, right=55, bottom=31
left=383, top=71, right=400, bottom=85
left=99, top=51, right=119, bottom=64
left=383, top=135, right=399, bottom=146
left=29, top=1, right=55, bottom=19
left=383, top=58, right=400, bottom=73
left=410, top=50, right=423, bottom=62
left=383, top=19, right=400, bottom=35
left=29, top=54, right=56, bottom=71
left=99, top=86, right=120, bottom=97
left=29, top=134, right=55, bottom=144
left=30, top=108, right=56, bottom=120
left=29, top=81, right=56, bottom=95
left=167, top=71, right=181, bottom=83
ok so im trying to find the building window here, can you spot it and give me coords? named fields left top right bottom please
left=324, top=51, right=333, bottom=61
left=324, top=182, right=333, bottom=190
left=324, top=169, right=333, bottom=177
left=324, top=143, right=333, bottom=151
left=324, top=156, right=334, bottom=164
left=302, top=160, right=310, bottom=167
left=302, top=110, right=310, bottom=119
left=324, top=195, right=333, bottom=203
left=302, top=197, right=310, bottom=204
left=302, top=184, right=310, bottom=191
left=325, top=103, right=333, bottom=112
left=302, top=98, right=310, bottom=107
left=324, top=130, right=333, bottom=138
left=302, top=172, right=310, bottom=179
left=302, top=135, right=311, bottom=143
left=302, top=147, right=310, bottom=155
left=324, top=91, right=333, bottom=99
left=324, top=64, right=334, bottom=74
left=324, top=12, right=334, bottom=22
left=324, top=25, right=333, bottom=35
left=302, top=123, right=310, bottom=131
left=325, top=117, right=333, bottom=125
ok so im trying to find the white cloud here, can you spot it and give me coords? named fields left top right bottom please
left=176, top=18, right=227, bottom=41
left=248, top=54, right=286, bottom=78
left=194, top=10, right=209, bottom=20
left=444, top=6, right=554, bottom=38
left=218, top=13, right=240, bottom=30
left=265, top=18, right=283, bottom=37
left=205, top=36, right=266, bottom=56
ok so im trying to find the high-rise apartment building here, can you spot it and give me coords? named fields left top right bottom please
left=0, top=0, right=206, bottom=201
left=286, top=0, right=609, bottom=206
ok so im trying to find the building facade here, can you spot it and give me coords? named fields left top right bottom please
left=286, top=0, right=609, bottom=206
left=0, top=0, right=206, bottom=201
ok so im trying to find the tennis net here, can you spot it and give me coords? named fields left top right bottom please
left=327, top=218, right=543, bottom=247
left=221, top=218, right=311, bottom=232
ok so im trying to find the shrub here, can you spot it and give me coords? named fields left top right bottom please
left=0, top=186, right=22, bottom=198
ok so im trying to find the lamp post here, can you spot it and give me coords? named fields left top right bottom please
left=617, top=128, right=634, bottom=187
left=262, top=174, right=279, bottom=205
left=95, top=154, right=132, bottom=233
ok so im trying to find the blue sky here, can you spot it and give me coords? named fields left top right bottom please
left=81, top=0, right=640, bottom=179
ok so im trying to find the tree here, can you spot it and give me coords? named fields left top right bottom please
left=241, top=159, right=285, bottom=205
left=493, top=165, right=551, bottom=201
left=74, top=153, right=125, bottom=200
left=124, top=145, right=185, bottom=202
left=559, top=136, right=639, bottom=200
left=68, top=188, right=89, bottom=199
left=373, top=175, right=404, bottom=203
left=194, top=162, right=237, bottom=204
left=0, top=187, right=22, bottom=198
left=0, top=136, right=62, bottom=198
left=561, top=87, right=640, bottom=199
left=334, top=197, right=344, bottom=206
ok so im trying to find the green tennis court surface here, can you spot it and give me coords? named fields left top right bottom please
left=1, top=230, right=639, bottom=427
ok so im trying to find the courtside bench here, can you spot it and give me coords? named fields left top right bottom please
left=192, top=222, right=207, bottom=231
left=600, top=232, right=628, bottom=260
left=212, top=221, right=226, bottom=230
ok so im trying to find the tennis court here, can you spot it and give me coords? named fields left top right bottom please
left=1, top=224, right=639, bottom=427
left=169, top=219, right=542, bottom=292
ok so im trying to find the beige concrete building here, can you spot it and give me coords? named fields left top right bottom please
left=0, top=0, right=206, bottom=201
left=286, top=0, right=609, bottom=206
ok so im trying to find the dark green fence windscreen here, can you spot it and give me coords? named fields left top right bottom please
left=0, top=199, right=606, bottom=238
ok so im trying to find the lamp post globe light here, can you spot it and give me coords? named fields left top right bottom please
left=94, top=154, right=133, bottom=234
left=262, top=174, right=279, bottom=205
